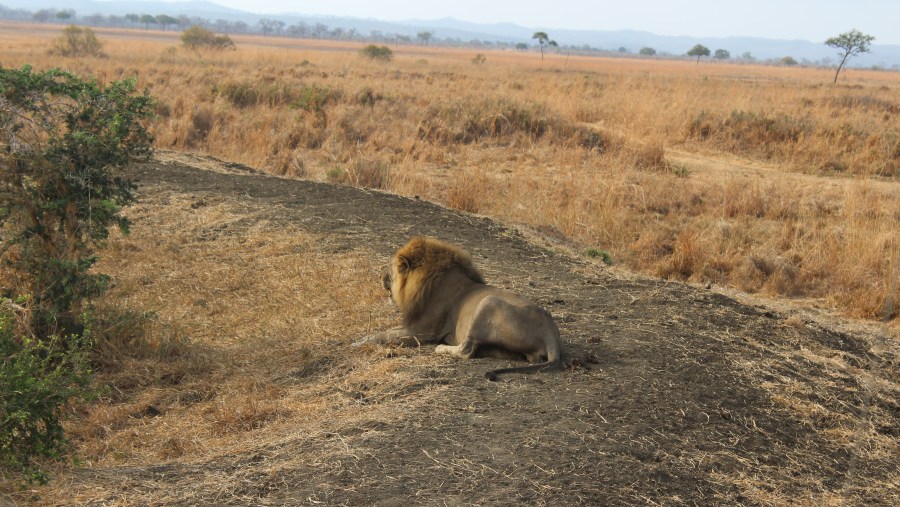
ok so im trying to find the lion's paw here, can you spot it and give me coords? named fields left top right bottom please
left=350, top=336, right=370, bottom=347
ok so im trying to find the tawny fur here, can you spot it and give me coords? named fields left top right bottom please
left=359, top=236, right=563, bottom=380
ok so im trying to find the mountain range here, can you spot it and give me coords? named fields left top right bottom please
left=2, top=0, right=899, bottom=68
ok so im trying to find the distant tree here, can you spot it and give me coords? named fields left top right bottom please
left=515, top=42, right=528, bottom=51
left=417, top=31, right=433, bottom=46
left=32, top=9, right=53, bottom=23
left=257, top=18, right=285, bottom=36
left=83, top=13, right=106, bottom=26
left=54, top=9, right=74, bottom=22
left=287, top=22, right=309, bottom=37
left=181, top=25, right=235, bottom=50
left=311, top=22, right=328, bottom=38
left=639, top=47, right=656, bottom=56
left=740, top=51, right=754, bottom=61
left=687, top=44, right=710, bottom=63
left=532, top=31, right=558, bottom=60
left=714, top=49, right=730, bottom=60
left=124, top=13, right=139, bottom=26
left=139, top=14, right=156, bottom=30
left=347, top=28, right=358, bottom=40
left=780, top=56, right=798, bottom=66
left=49, top=25, right=104, bottom=57
left=0, top=5, right=28, bottom=20
left=618, top=46, right=629, bottom=53
left=213, top=19, right=232, bottom=33
left=155, top=14, right=178, bottom=31
left=825, top=29, right=875, bottom=83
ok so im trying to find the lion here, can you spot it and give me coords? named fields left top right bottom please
left=355, top=237, right=563, bottom=381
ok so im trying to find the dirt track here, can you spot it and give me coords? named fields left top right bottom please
left=71, top=156, right=898, bottom=505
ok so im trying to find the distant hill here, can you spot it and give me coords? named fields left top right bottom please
left=3, top=0, right=898, bottom=68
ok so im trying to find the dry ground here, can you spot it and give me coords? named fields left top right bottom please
left=2, top=155, right=895, bottom=506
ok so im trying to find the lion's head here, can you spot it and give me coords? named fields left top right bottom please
left=384, top=237, right=484, bottom=323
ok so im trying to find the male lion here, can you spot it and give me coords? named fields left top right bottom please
left=356, top=237, right=563, bottom=381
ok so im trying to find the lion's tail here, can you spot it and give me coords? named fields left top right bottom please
left=484, top=339, right=561, bottom=381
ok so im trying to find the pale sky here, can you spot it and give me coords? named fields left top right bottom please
left=193, top=0, right=900, bottom=44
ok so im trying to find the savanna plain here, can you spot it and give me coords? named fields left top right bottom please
left=0, top=22, right=898, bottom=505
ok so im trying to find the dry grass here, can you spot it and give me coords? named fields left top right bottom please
left=0, top=188, right=449, bottom=503
left=0, top=21, right=897, bottom=327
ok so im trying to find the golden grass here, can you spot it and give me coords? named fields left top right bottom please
left=0, top=188, right=451, bottom=503
left=1, top=21, right=898, bottom=326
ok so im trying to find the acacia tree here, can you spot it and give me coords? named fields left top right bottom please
left=532, top=31, right=558, bottom=60
left=687, top=44, right=710, bottom=63
left=139, top=14, right=156, bottom=29
left=417, top=31, right=433, bottom=46
left=825, top=29, right=875, bottom=83
left=155, top=14, right=178, bottom=31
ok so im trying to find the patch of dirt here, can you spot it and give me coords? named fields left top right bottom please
left=55, top=157, right=900, bottom=505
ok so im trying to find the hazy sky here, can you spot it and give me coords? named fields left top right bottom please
left=185, top=0, right=899, bottom=44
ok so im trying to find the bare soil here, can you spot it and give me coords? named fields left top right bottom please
left=38, top=156, right=900, bottom=505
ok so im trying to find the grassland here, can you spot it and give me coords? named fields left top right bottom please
left=5, top=158, right=896, bottom=505
left=2, top=21, right=899, bottom=502
left=2, top=21, right=897, bottom=326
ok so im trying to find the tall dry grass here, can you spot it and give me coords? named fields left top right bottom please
left=1, top=21, right=897, bottom=324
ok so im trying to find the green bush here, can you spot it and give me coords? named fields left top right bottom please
left=0, top=65, right=153, bottom=336
left=49, top=25, right=104, bottom=57
left=359, top=44, right=393, bottom=61
left=0, top=305, right=95, bottom=484
left=0, top=66, right=153, bottom=482
left=181, top=25, right=235, bottom=50
left=585, top=249, right=614, bottom=265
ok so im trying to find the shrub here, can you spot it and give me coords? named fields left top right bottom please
left=48, top=25, right=104, bottom=57
left=0, top=65, right=152, bottom=483
left=293, top=85, right=343, bottom=115
left=217, top=79, right=260, bottom=108
left=0, top=65, right=154, bottom=336
left=0, top=304, right=95, bottom=484
left=724, top=110, right=811, bottom=145
left=181, top=25, right=235, bottom=50
left=780, top=56, right=798, bottom=66
left=585, top=249, right=614, bottom=265
left=359, top=44, right=393, bottom=61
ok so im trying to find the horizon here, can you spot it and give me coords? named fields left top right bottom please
left=168, top=0, right=899, bottom=45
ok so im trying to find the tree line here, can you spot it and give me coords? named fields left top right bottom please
left=0, top=4, right=881, bottom=72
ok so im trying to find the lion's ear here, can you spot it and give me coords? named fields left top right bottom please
left=397, top=255, right=411, bottom=274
